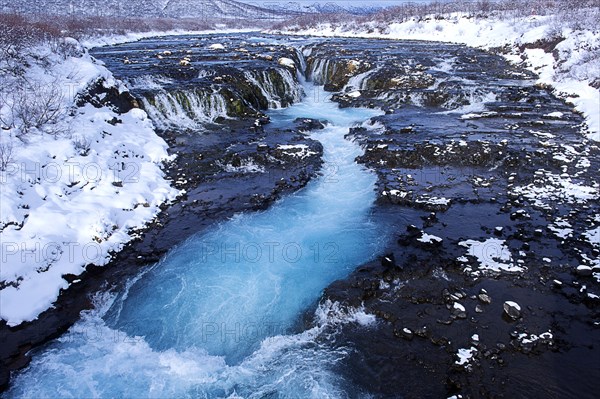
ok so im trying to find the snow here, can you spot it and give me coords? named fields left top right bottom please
left=453, top=302, right=465, bottom=312
left=417, top=233, right=442, bottom=244
left=511, top=170, right=598, bottom=210
left=455, top=347, right=477, bottom=366
left=0, top=43, right=179, bottom=326
left=277, top=57, right=296, bottom=69
left=216, top=158, right=265, bottom=174
left=584, top=227, right=600, bottom=248
left=276, top=144, right=317, bottom=159
left=505, top=301, right=521, bottom=311
left=459, top=237, right=523, bottom=275
left=274, top=14, right=600, bottom=142
left=208, top=43, right=225, bottom=50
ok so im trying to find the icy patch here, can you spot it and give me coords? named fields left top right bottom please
left=415, top=196, right=451, bottom=207
left=432, top=267, right=449, bottom=281
left=515, top=330, right=553, bottom=345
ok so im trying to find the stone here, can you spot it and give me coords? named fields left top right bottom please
left=503, top=301, right=521, bottom=320
left=576, top=265, right=593, bottom=277
left=478, top=293, right=492, bottom=304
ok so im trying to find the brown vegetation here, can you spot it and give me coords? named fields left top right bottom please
left=273, top=0, right=600, bottom=31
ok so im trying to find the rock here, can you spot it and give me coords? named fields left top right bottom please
left=75, top=78, right=138, bottom=114
left=381, top=253, right=396, bottom=269
left=401, top=328, right=414, bottom=340
left=475, top=304, right=484, bottom=313
left=278, top=57, right=295, bottom=70
left=478, top=293, right=492, bottom=304
left=503, top=301, right=521, bottom=320
left=414, top=326, right=429, bottom=338
left=294, top=118, right=326, bottom=131
left=576, top=265, right=593, bottom=277
left=452, top=302, right=467, bottom=319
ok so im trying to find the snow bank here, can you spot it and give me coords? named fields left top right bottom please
left=273, top=14, right=600, bottom=142
left=0, top=44, right=179, bottom=326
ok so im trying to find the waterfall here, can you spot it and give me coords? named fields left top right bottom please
left=141, top=88, right=229, bottom=130
left=344, top=67, right=381, bottom=92
left=307, top=58, right=333, bottom=85
left=243, top=68, right=303, bottom=109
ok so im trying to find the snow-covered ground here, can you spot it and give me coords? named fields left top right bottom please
left=273, top=13, right=600, bottom=142
left=0, top=41, right=179, bottom=326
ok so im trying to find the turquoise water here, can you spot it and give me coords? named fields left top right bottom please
left=6, top=84, right=386, bottom=398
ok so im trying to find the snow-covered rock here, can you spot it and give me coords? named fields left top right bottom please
left=503, top=301, right=522, bottom=320
left=278, top=57, right=296, bottom=69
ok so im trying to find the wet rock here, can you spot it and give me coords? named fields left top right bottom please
left=576, top=265, right=593, bottom=277
left=477, top=290, right=492, bottom=304
left=398, top=327, right=414, bottom=340
left=503, top=301, right=522, bottom=320
left=294, top=118, right=326, bottom=131
left=381, top=253, right=396, bottom=269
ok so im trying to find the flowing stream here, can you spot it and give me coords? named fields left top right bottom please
left=6, top=82, right=388, bottom=398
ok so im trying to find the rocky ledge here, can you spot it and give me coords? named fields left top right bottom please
left=303, top=38, right=600, bottom=397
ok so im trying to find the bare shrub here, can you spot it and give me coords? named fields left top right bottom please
left=8, top=80, right=66, bottom=138
left=73, top=135, right=91, bottom=156
left=0, top=140, right=14, bottom=171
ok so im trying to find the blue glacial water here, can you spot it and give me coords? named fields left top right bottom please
left=5, top=84, right=387, bottom=398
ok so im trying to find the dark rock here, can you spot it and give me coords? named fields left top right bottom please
left=294, top=118, right=326, bottom=131
left=503, top=301, right=522, bottom=320
left=75, top=78, right=138, bottom=114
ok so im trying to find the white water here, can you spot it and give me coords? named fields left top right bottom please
left=142, top=89, right=229, bottom=130
left=243, top=69, right=302, bottom=109
left=6, top=84, right=387, bottom=398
